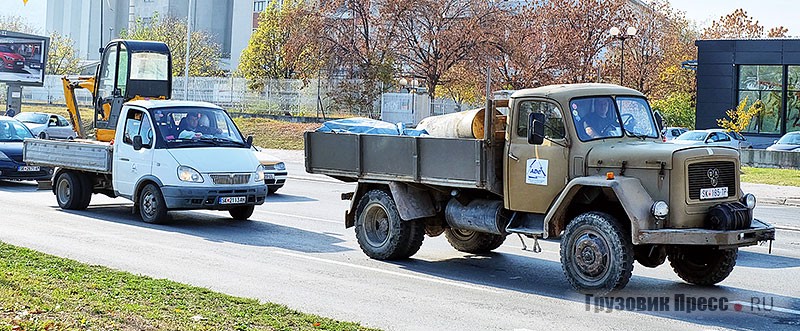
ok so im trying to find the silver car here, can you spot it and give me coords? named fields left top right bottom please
left=14, top=112, right=78, bottom=139
left=669, top=129, right=741, bottom=149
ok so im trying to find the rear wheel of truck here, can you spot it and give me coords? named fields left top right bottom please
left=667, top=246, right=737, bottom=285
left=139, top=183, right=169, bottom=224
left=76, top=173, right=93, bottom=210
left=229, top=205, right=255, bottom=220
left=560, top=212, right=634, bottom=295
left=355, top=189, right=424, bottom=260
left=55, top=171, right=84, bottom=210
left=444, top=229, right=506, bottom=254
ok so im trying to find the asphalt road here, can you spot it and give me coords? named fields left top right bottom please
left=0, top=166, right=799, bottom=330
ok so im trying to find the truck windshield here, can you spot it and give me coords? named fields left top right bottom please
left=571, top=96, right=658, bottom=141
left=151, top=107, right=246, bottom=148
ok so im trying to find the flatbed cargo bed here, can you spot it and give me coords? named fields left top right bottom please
left=23, top=138, right=113, bottom=174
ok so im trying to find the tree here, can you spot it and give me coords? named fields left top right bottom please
left=702, top=9, right=789, bottom=39
left=45, top=32, right=81, bottom=75
left=0, top=15, right=38, bottom=34
left=440, top=63, right=483, bottom=109
left=121, top=14, right=223, bottom=77
left=650, top=92, right=695, bottom=129
left=717, top=97, right=763, bottom=133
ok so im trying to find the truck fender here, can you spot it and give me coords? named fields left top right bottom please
left=543, top=176, right=653, bottom=244
left=131, top=175, right=164, bottom=204
left=344, top=182, right=437, bottom=228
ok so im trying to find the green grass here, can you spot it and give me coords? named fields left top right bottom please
left=233, top=117, right=319, bottom=150
left=0, top=242, right=376, bottom=331
left=741, top=167, right=800, bottom=187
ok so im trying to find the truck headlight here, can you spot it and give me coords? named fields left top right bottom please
left=177, top=166, right=204, bottom=183
left=274, top=162, right=285, bottom=171
left=254, top=165, right=266, bottom=182
left=741, top=193, right=756, bottom=209
left=651, top=200, right=669, bottom=220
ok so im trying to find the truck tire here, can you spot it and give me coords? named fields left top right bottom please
left=76, top=173, right=93, bottom=210
left=139, top=183, right=169, bottom=224
left=560, top=212, right=634, bottom=295
left=55, top=171, right=84, bottom=210
left=444, top=228, right=506, bottom=253
left=354, top=189, right=425, bottom=260
left=667, top=246, right=737, bottom=285
left=634, top=245, right=667, bottom=268
left=229, top=206, right=255, bottom=220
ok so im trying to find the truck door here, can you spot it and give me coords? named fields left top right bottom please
left=112, top=108, right=155, bottom=197
left=504, top=99, right=569, bottom=213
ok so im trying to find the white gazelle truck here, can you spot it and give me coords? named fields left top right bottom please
left=23, top=100, right=268, bottom=223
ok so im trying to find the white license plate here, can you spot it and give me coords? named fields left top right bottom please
left=700, top=187, right=728, bottom=200
left=219, top=196, right=246, bottom=205
left=17, top=166, right=40, bottom=172
left=264, top=173, right=275, bottom=180
left=15, top=61, right=23, bottom=66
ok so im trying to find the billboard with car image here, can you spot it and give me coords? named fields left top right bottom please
left=0, top=30, right=48, bottom=86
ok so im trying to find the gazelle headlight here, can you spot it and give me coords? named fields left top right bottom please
left=651, top=200, right=669, bottom=220
left=177, top=166, right=203, bottom=183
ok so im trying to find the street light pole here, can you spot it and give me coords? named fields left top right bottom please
left=184, top=0, right=193, bottom=100
left=609, top=26, right=637, bottom=86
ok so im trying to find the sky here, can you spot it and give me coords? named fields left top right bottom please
left=669, top=0, right=800, bottom=36
left=5, top=0, right=47, bottom=35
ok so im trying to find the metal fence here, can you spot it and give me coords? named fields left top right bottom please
left=9, top=75, right=476, bottom=121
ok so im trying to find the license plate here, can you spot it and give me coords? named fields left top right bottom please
left=264, top=173, right=275, bottom=180
left=15, top=61, right=23, bottom=66
left=17, top=166, right=40, bottom=172
left=219, top=196, right=246, bottom=204
left=700, top=187, right=728, bottom=200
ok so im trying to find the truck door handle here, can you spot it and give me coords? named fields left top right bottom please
left=119, top=158, right=130, bottom=161
left=508, top=152, right=519, bottom=161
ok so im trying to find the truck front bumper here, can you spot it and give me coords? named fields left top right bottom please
left=161, top=184, right=267, bottom=210
left=636, top=219, right=775, bottom=247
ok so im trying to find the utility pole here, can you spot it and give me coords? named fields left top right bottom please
left=184, top=0, right=193, bottom=100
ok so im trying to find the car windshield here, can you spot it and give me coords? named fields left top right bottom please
left=151, top=107, right=246, bottom=148
left=0, top=46, right=13, bottom=53
left=676, top=131, right=707, bottom=141
left=0, top=120, right=34, bottom=141
left=777, top=133, right=800, bottom=145
left=14, top=112, right=48, bottom=124
left=571, top=96, right=658, bottom=141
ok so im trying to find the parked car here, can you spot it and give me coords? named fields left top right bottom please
left=708, top=128, right=753, bottom=149
left=15, top=112, right=78, bottom=139
left=0, top=116, right=52, bottom=181
left=766, top=131, right=800, bottom=151
left=662, top=126, right=688, bottom=141
left=253, top=147, right=287, bottom=194
left=669, top=129, right=741, bottom=149
left=0, top=45, right=24, bottom=72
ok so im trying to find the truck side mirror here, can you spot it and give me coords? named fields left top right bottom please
left=528, top=113, right=545, bottom=145
left=246, top=135, right=254, bottom=148
left=133, top=135, right=143, bottom=151
left=653, top=111, right=664, bottom=132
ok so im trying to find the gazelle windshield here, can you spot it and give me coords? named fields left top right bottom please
left=151, top=107, right=246, bottom=148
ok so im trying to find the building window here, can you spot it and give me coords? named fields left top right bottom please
left=738, top=65, right=783, bottom=134
left=254, top=0, right=266, bottom=12
left=787, top=66, right=800, bottom=133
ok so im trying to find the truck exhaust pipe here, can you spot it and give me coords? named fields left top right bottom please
left=445, top=199, right=511, bottom=235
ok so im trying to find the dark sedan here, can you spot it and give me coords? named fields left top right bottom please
left=766, top=131, right=800, bottom=152
left=0, top=116, right=52, bottom=181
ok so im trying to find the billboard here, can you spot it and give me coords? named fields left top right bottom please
left=0, top=30, right=49, bottom=86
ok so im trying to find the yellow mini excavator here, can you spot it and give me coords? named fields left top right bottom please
left=63, top=39, right=172, bottom=141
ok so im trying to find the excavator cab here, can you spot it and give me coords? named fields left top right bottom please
left=92, top=40, right=172, bottom=141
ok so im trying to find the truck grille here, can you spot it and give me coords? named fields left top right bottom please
left=688, top=161, right=736, bottom=200
left=210, top=173, right=251, bottom=185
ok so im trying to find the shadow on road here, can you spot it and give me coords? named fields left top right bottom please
left=0, top=180, right=40, bottom=192
left=737, top=250, right=800, bottom=269
left=57, top=204, right=351, bottom=254
left=387, top=249, right=800, bottom=330
left=265, top=193, right=317, bottom=203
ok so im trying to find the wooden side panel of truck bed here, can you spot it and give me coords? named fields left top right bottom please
left=304, top=131, right=493, bottom=190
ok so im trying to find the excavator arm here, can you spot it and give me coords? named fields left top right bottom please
left=61, top=75, right=95, bottom=139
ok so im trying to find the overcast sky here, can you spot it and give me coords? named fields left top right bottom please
left=670, top=0, right=800, bottom=36
left=6, top=0, right=47, bottom=34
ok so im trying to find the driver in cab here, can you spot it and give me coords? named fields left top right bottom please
left=583, top=98, right=619, bottom=139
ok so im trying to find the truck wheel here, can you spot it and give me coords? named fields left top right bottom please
left=229, top=206, right=255, bottom=220
left=76, top=173, right=93, bottom=210
left=634, top=245, right=667, bottom=268
left=444, top=228, right=506, bottom=253
left=354, top=189, right=425, bottom=260
left=55, top=171, right=84, bottom=210
left=139, top=183, right=169, bottom=224
left=560, top=212, right=634, bottom=295
left=667, top=246, right=737, bottom=285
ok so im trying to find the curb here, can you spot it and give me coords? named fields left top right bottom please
left=760, top=197, right=800, bottom=207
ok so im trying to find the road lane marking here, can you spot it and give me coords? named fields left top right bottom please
left=273, top=250, right=503, bottom=294
left=729, top=301, right=800, bottom=317
left=258, top=210, right=341, bottom=225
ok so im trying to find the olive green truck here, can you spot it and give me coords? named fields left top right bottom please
left=304, top=83, right=775, bottom=294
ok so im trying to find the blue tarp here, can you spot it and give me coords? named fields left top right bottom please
left=316, top=117, right=427, bottom=136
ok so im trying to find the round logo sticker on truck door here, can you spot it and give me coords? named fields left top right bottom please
left=526, top=158, right=548, bottom=185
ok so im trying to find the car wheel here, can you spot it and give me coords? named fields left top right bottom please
left=38, top=131, right=49, bottom=139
